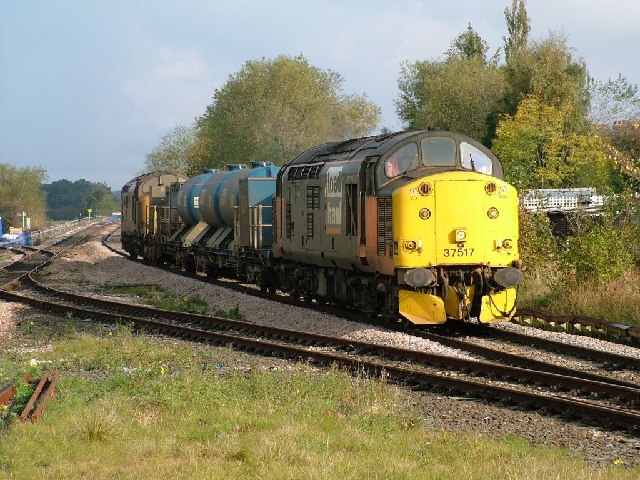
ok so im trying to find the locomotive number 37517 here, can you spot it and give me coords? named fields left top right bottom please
left=442, top=248, right=475, bottom=257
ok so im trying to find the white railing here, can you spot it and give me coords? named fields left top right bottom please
left=521, top=188, right=605, bottom=213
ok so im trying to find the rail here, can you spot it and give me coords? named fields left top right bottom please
left=514, top=308, right=640, bottom=346
left=29, top=217, right=108, bottom=245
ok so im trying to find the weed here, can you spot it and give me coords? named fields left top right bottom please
left=104, top=284, right=210, bottom=314
left=103, top=284, right=247, bottom=318
left=64, top=312, right=76, bottom=335
left=180, top=295, right=209, bottom=315
left=78, top=415, right=115, bottom=443
left=0, top=380, right=35, bottom=428
left=562, top=214, right=632, bottom=285
left=20, top=321, right=36, bottom=335
left=1, top=333, right=638, bottom=478
left=216, top=304, right=244, bottom=320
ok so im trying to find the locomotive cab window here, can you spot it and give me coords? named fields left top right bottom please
left=421, top=137, right=456, bottom=167
left=460, top=142, right=492, bottom=175
left=384, top=142, right=419, bottom=178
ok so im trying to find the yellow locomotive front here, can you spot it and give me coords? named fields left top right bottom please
left=384, top=134, right=522, bottom=324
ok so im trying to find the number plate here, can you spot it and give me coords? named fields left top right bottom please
left=442, top=247, right=475, bottom=257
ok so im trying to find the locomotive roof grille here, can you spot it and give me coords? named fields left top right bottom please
left=287, top=164, right=323, bottom=181
left=325, top=137, right=373, bottom=154
left=281, top=132, right=503, bottom=181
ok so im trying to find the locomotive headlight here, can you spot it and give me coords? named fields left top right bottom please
left=487, top=207, right=499, bottom=219
left=418, top=182, right=432, bottom=196
left=455, top=229, right=467, bottom=242
left=403, top=240, right=417, bottom=251
left=503, top=238, right=513, bottom=249
left=419, top=208, right=431, bottom=220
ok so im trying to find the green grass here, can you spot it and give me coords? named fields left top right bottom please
left=0, top=327, right=638, bottom=479
left=103, top=284, right=237, bottom=317
left=0, top=380, right=34, bottom=430
left=519, top=269, right=640, bottom=328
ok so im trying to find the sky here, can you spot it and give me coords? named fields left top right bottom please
left=1, top=0, right=639, bottom=190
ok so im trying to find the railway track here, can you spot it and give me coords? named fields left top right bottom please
left=12, top=278, right=640, bottom=397
left=73, top=277, right=640, bottom=395
left=5, top=287, right=640, bottom=434
left=439, top=323, right=640, bottom=370
left=514, top=308, right=640, bottom=346
left=1, top=226, right=97, bottom=273
left=0, top=247, right=53, bottom=291
left=2, top=229, right=639, bottom=435
left=0, top=223, right=107, bottom=293
left=101, top=231, right=640, bottom=382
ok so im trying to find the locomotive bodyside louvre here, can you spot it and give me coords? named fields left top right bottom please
left=276, top=159, right=365, bottom=270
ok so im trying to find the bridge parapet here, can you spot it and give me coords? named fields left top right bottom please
left=522, top=188, right=605, bottom=213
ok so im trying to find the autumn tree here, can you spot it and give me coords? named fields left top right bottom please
left=144, top=124, right=198, bottom=175
left=503, top=0, right=530, bottom=62
left=502, top=31, right=589, bottom=128
left=396, top=57, right=505, bottom=144
left=492, top=96, right=613, bottom=190
left=0, top=164, right=47, bottom=229
left=446, top=23, right=489, bottom=62
left=195, top=55, right=380, bottom=168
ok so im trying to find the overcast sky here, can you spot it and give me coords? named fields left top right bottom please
left=1, top=0, right=639, bottom=190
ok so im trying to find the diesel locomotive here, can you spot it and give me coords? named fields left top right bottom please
left=121, top=130, right=523, bottom=325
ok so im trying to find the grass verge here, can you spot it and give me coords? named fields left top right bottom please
left=0, top=327, right=638, bottom=479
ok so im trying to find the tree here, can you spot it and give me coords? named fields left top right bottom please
left=502, top=32, right=589, bottom=127
left=586, top=75, right=640, bottom=190
left=446, top=23, right=489, bottom=63
left=588, top=74, right=640, bottom=127
left=43, top=179, right=116, bottom=220
left=0, top=164, right=47, bottom=229
left=602, top=121, right=640, bottom=191
left=81, top=184, right=118, bottom=217
left=397, top=23, right=505, bottom=144
left=503, top=0, right=530, bottom=62
left=144, top=124, right=198, bottom=175
left=396, top=57, right=505, bottom=144
left=196, top=55, right=380, bottom=168
left=492, top=96, right=613, bottom=190
left=501, top=1, right=588, bottom=126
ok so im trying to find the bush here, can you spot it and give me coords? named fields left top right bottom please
left=517, top=193, right=640, bottom=325
left=518, top=207, right=557, bottom=275
left=517, top=208, right=561, bottom=306
left=562, top=216, right=632, bottom=285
